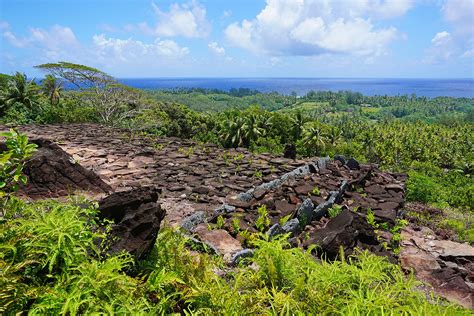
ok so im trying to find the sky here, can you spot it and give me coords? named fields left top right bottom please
left=0, top=0, right=473, bottom=78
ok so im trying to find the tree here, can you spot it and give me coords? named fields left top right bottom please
left=41, top=74, right=63, bottom=105
left=0, top=72, right=40, bottom=115
left=35, top=62, right=141, bottom=124
left=35, top=62, right=113, bottom=90
left=303, top=124, right=327, bottom=156
left=291, top=111, right=306, bottom=140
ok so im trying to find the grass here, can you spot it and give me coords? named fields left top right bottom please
left=0, top=196, right=470, bottom=315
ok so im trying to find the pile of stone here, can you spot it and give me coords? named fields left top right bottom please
left=180, top=157, right=406, bottom=263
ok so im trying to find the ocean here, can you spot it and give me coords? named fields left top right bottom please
left=117, top=78, right=474, bottom=98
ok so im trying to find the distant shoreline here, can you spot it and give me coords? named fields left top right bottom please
left=117, top=78, right=474, bottom=98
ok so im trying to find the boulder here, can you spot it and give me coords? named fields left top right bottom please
left=334, top=155, right=346, bottom=165
left=346, top=158, right=360, bottom=170
left=98, top=187, right=165, bottom=260
left=307, top=209, right=379, bottom=259
left=18, top=138, right=112, bottom=198
left=296, top=198, right=314, bottom=227
left=181, top=211, right=207, bottom=232
left=283, top=143, right=297, bottom=159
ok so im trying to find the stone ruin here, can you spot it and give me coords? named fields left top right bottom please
left=2, top=123, right=472, bottom=309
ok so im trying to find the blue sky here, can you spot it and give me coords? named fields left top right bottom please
left=1, top=0, right=473, bottom=78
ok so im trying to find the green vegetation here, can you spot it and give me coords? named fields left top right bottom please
left=1, top=196, right=467, bottom=314
left=1, top=63, right=472, bottom=213
left=0, top=64, right=473, bottom=312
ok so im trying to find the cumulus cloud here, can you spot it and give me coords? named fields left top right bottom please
left=208, top=41, right=225, bottom=56
left=424, top=31, right=455, bottom=63
left=1, top=24, right=80, bottom=59
left=147, top=1, right=210, bottom=38
left=442, top=0, right=474, bottom=35
left=92, top=34, right=189, bottom=62
left=224, top=0, right=407, bottom=58
left=424, top=0, right=474, bottom=63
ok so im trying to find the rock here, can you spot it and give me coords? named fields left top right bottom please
left=296, top=198, right=314, bottom=227
left=400, top=227, right=474, bottom=309
left=192, top=186, right=210, bottom=195
left=313, top=200, right=333, bottom=220
left=316, top=157, right=330, bottom=170
left=253, top=188, right=267, bottom=200
left=346, top=158, right=360, bottom=170
left=181, top=211, right=207, bottom=232
left=213, top=204, right=236, bottom=217
left=231, top=249, right=255, bottom=266
left=334, top=155, right=346, bottom=165
left=18, top=138, right=112, bottom=198
left=283, top=143, right=297, bottom=159
left=308, top=209, right=379, bottom=259
left=282, top=218, right=301, bottom=236
left=274, top=199, right=296, bottom=214
left=294, top=184, right=314, bottom=195
left=267, top=223, right=284, bottom=237
left=374, top=209, right=397, bottom=223
left=194, top=225, right=243, bottom=262
left=98, top=187, right=165, bottom=260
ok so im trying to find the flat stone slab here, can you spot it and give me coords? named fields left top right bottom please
left=194, top=224, right=243, bottom=261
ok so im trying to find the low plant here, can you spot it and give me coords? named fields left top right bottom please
left=255, top=204, right=271, bottom=232
left=328, top=204, right=343, bottom=218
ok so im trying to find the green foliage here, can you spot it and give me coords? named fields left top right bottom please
left=216, top=215, right=225, bottom=229
left=255, top=204, right=271, bottom=232
left=0, top=72, right=40, bottom=115
left=328, top=204, right=343, bottom=218
left=0, top=130, right=37, bottom=199
left=0, top=198, right=467, bottom=314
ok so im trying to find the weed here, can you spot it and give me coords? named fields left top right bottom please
left=328, top=204, right=343, bottom=218
left=256, top=205, right=271, bottom=232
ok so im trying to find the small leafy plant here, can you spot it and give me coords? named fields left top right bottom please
left=255, top=204, right=271, bottom=232
left=0, top=130, right=37, bottom=198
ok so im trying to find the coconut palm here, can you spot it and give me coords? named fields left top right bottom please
left=242, top=114, right=266, bottom=146
left=303, top=125, right=327, bottom=156
left=41, top=74, right=63, bottom=105
left=291, top=110, right=306, bottom=140
left=0, top=72, right=40, bottom=114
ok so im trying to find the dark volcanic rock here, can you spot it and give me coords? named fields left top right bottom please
left=346, top=158, right=360, bottom=170
left=283, top=143, right=297, bottom=159
left=18, top=138, right=112, bottom=198
left=307, top=209, right=380, bottom=259
left=98, top=187, right=165, bottom=260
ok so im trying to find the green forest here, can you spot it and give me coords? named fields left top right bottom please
left=1, top=63, right=473, bottom=314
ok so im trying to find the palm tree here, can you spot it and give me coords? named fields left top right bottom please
left=291, top=110, right=306, bottom=140
left=0, top=72, right=40, bottom=114
left=242, top=114, right=265, bottom=146
left=303, top=125, right=327, bottom=156
left=41, top=74, right=63, bottom=105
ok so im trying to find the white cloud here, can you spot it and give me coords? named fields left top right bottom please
left=224, top=0, right=403, bottom=58
left=431, top=31, right=451, bottom=46
left=2, top=24, right=80, bottom=59
left=442, top=0, right=474, bottom=35
left=92, top=34, right=189, bottom=63
left=149, top=1, right=210, bottom=38
left=424, top=31, right=456, bottom=63
left=423, top=1, right=474, bottom=64
left=208, top=41, right=225, bottom=56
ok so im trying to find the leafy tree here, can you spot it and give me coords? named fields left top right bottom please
left=35, top=62, right=141, bottom=124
